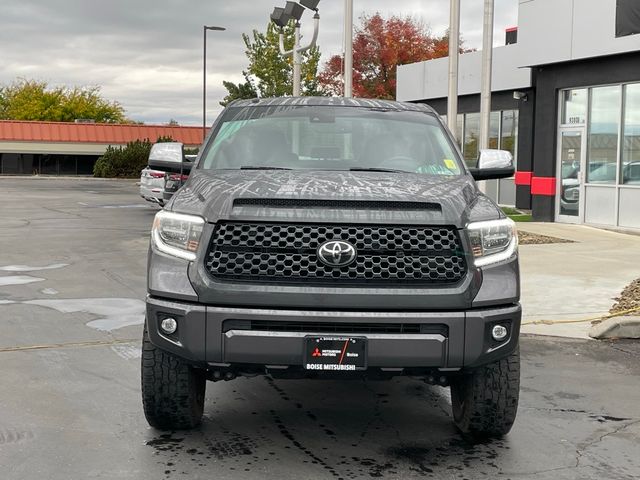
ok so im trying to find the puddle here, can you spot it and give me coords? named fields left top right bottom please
left=23, top=298, right=145, bottom=332
left=0, top=263, right=69, bottom=272
left=0, top=300, right=15, bottom=305
left=0, top=276, right=45, bottom=287
left=40, top=288, right=59, bottom=295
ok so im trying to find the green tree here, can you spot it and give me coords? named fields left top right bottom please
left=94, top=136, right=175, bottom=178
left=220, top=76, right=258, bottom=107
left=0, top=79, right=126, bottom=123
left=221, top=21, right=322, bottom=104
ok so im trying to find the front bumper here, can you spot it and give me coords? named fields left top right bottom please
left=146, top=296, right=521, bottom=371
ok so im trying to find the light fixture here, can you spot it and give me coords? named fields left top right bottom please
left=492, top=325, right=508, bottom=341
left=513, top=91, right=528, bottom=102
left=299, top=0, right=320, bottom=11
left=271, top=0, right=320, bottom=96
left=284, top=1, right=305, bottom=21
left=270, top=7, right=292, bottom=28
left=161, top=318, right=178, bottom=335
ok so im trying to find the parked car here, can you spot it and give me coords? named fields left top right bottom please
left=139, top=167, right=166, bottom=206
left=142, top=97, right=520, bottom=441
left=162, top=154, right=196, bottom=202
left=624, top=161, right=640, bottom=184
left=560, top=164, right=579, bottom=214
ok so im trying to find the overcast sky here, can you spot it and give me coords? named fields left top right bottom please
left=1, top=0, right=518, bottom=125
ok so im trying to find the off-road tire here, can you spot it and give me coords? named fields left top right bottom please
left=141, top=327, right=206, bottom=430
left=450, top=347, right=520, bottom=440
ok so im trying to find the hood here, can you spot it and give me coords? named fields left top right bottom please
left=169, top=170, right=502, bottom=228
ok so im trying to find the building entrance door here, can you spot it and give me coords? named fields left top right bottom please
left=556, top=129, right=586, bottom=223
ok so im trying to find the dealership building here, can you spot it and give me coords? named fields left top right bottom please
left=397, top=0, right=640, bottom=230
left=0, top=121, right=203, bottom=176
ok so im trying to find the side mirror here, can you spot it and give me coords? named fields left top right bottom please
left=469, top=149, right=515, bottom=181
left=148, top=142, right=191, bottom=174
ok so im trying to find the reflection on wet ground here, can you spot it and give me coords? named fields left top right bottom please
left=144, top=377, right=505, bottom=480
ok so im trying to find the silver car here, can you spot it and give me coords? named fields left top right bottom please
left=139, top=167, right=165, bottom=206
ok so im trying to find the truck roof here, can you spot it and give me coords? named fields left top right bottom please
left=228, top=96, right=437, bottom=114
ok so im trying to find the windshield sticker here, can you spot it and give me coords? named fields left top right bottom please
left=444, top=159, right=457, bottom=170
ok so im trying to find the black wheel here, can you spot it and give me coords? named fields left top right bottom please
left=450, top=347, right=520, bottom=441
left=141, top=327, right=206, bottom=430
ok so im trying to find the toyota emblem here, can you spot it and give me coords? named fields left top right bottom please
left=317, top=240, right=357, bottom=267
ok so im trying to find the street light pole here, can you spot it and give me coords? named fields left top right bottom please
left=277, top=13, right=320, bottom=96
left=293, top=23, right=302, bottom=96
left=203, top=25, right=226, bottom=141
left=479, top=0, right=495, bottom=151
left=447, top=0, right=461, bottom=139
left=343, top=0, right=353, bottom=97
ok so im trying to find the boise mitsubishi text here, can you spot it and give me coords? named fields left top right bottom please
left=142, top=97, right=521, bottom=440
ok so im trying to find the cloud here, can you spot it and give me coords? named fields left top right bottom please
left=0, top=0, right=518, bottom=125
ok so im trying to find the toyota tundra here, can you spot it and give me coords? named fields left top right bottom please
left=142, top=97, right=521, bottom=440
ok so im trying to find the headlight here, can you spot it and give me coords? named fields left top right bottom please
left=151, top=211, right=204, bottom=261
left=467, top=218, right=518, bottom=267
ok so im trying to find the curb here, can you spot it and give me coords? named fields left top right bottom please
left=589, top=316, right=640, bottom=339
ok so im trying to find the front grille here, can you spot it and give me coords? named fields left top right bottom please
left=224, top=320, right=448, bottom=336
left=205, top=223, right=467, bottom=285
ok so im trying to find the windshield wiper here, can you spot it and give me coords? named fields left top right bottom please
left=349, top=167, right=409, bottom=174
left=240, top=166, right=292, bottom=171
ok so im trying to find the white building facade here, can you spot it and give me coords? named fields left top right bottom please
left=397, top=0, right=640, bottom=229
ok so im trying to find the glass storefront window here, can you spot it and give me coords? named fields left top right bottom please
left=40, top=155, right=58, bottom=175
left=501, top=110, right=519, bottom=163
left=456, top=114, right=464, bottom=148
left=489, top=111, right=500, bottom=149
left=463, top=113, right=479, bottom=167
left=562, top=89, right=587, bottom=125
left=622, top=83, right=640, bottom=184
left=587, top=86, right=621, bottom=184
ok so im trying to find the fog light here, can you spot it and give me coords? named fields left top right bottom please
left=492, top=325, right=508, bottom=341
left=160, top=318, right=178, bottom=335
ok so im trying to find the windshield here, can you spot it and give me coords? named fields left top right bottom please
left=200, top=105, right=463, bottom=176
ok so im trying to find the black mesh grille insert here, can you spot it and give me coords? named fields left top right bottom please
left=205, top=223, right=467, bottom=285
left=224, top=320, right=448, bottom=336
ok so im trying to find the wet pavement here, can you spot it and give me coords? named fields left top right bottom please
left=1, top=177, right=639, bottom=480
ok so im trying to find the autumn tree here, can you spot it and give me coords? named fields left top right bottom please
left=319, top=14, right=468, bottom=99
left=0, top=79, right=126, bottom=123
left=221, top=22, right=322, bottom=105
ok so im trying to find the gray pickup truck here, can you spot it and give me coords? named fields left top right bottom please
left=142, top=97, right=521, bottom=440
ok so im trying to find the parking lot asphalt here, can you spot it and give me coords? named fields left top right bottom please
left=1, top=177, right=639, bottom=480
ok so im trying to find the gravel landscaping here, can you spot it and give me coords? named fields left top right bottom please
left=518, top=230, right=575, bottom=245
left=610, top=278, right=640, bottom=316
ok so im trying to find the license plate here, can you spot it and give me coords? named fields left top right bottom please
left=304, top=336, right=367, bottom=371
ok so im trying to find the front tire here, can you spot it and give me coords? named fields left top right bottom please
left=450, top=347, right=520, bottom=440
left=141, top=327, right=206, bottom=430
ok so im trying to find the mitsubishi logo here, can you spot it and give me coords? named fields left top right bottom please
left=317, top=240, right=357, bottom=268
